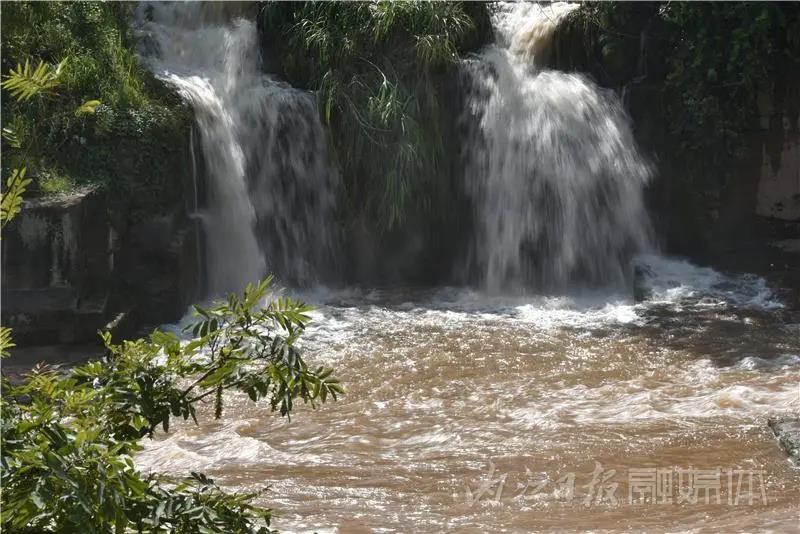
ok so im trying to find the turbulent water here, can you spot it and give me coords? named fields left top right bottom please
left=461, top=3, right=653, bottom=292
left=133, top=2, right=799, bottom=532
left=136, top=2, right=338, bottom=294
left=139, top=257, right=800, bottom=532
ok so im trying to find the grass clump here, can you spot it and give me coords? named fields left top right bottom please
left=260, top=1, right=491, bottom=229
left=36, top=168, right=75, bottom=196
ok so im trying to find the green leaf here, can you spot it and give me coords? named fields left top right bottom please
left=75, top=99, right=102, bottom=117
left=2, top=126, right=22, bottom=148
left=1, top=167, right=32, bottom=229
left=0, top=326, right=15, bottom=358
left=1, top=58, right=66, bottom=102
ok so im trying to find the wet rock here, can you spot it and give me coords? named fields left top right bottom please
left=1, top=189, right=112, bottom=345
left=768, top=416, right=800, bottom=463
left=1, top=288, right=108, bottom=345
left=756, top=110, right=800, bottom=221
left=114, top=211, right=201, bottom=327
left=2, top=344, right=105, bottom=383
left=1, top=187, right=201, bottom=346
left=2, top=187, right=111, bottom=292
left=771, top=238, right=800, bottom=254
left=633, top=262, right=654, bottom=302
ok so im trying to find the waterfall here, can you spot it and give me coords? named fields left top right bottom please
left=461, top=2, right=653, bottom=293
left=135, top=2, right=338, bottom=295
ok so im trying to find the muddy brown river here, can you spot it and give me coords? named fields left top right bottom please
left=138, top=257, right=799, bottom=532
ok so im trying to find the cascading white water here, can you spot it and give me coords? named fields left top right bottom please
left=130, top=6, right=800, bottom=530
left=462, top=2, right=653, bottom=293
left=135, top=2, right=337, bottom=295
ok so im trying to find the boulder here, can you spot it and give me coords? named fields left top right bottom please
left=768, top=416, right=800, bottom=463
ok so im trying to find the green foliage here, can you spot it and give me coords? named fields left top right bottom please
left=1, top=58, right=66, bottom=102
left=0, top=326, right=14, bottom=358
left=660, top=3, right=800, bottom=167
left=0, top=55, right=97, bottom=230
left=37, top=168, right=75, bottom=196
left=575, top=2, right=800, bottom=176
left=1, top=167, right=31, bottom=229
left=261, top=1, right=487, bottom=229
left=2, top=278, right=342, bottom=532
left=2, top=1, right=144, bottom=109
left=0, top=56, right=78, bottom=232
left=1, top=1, right=190, bottom=216
left=75, top=99, right=102, bottom=117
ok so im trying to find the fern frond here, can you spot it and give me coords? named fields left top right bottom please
left=0, top=326, right=15, bottom=358
left=1, top=167, right=31, bottom=229
left=1, top=58, right=66, bottom=102
left=1, top=127, right=22, bottom=148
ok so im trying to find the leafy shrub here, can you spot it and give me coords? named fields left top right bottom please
left=37, top=168, right=75, bottom=196
left=660, top=3, right=800, bottom=166
left=1, top=278, right=343, bottom=532
left=1, top=54, right=99, bottom=225
left=1, top=1, right=191, bottom=217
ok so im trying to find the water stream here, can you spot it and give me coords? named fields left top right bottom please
left=134, top=3, right=799, bottom=532
left=136, top=2, right=338, bottom=294
left=139, top=257, right=799, bottom=532
left=462, top=3, right=652, bottom=292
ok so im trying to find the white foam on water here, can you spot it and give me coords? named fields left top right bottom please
left=635, top=254, right=784, bottom=311
left=289, top=257, right=784, bottom=353
left=737, top=354, right=800, bottom=370
left=132, top=3, right=797, bottom=529
left=137, top=417, right=324, bottom=475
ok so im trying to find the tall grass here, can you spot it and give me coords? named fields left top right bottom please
left=261, top=1, right=488, bottom=229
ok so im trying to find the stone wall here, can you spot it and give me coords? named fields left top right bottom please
left=2, top=188, right=112, bottom=345
left=1, top=188, right=202, bottom=347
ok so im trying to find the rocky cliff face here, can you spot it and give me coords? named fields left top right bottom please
left=1, top=187, right=201, bottom=346
left=2, top=188, right=112, bottom=345
left=549, top=6, right=799, bottom=261
left=756, top=82, right=800, bottom=221
left=624, top=77, right=800, bottom=257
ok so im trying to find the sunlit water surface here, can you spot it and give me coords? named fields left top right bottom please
left=138, top=257, right=800, bottom=532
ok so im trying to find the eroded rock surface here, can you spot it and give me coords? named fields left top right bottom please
left=769, top=416, right=800, bottom=463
